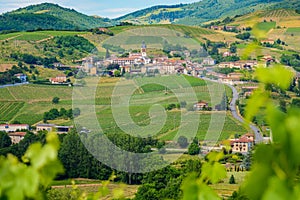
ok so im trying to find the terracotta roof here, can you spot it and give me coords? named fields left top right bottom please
left=9, top=132, right=26, bottom=137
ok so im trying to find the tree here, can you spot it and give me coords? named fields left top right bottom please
left=52, top=97, right=60, bottom=104
left=73, top=108, right=81, bottom=117
left=114, top=70, right=121, bottom=77
left=230, top=45, right=237, bottom=53
left=105, top=48, right=110, bottom=59
left=177, top=136, right=188, bottom=148
left=188, top=143, right=200, bottom=155
left=229, top=174, right=236, bottom=184
left=0, top=132, right=12, bottom=148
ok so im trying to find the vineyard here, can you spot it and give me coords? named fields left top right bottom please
left=0, top=31, right=87, bottom=42
left=262, top=9, right=299, bottom=18
left=94, top=75, right=246, bottom=142
left=103, top=24, right=214, bottom=50
left=103, top=26, right=201, bottom=50
left=0, top=101, right=24, bottom=123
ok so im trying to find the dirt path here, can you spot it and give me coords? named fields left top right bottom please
left=36, top=36, right=54, bottom=43
left=52, top=183, right=103, bottom=189
left=0, top=34, right=21, bottom=41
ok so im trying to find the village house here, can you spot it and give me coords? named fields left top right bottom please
left=242, top=86, right=259, bottom=97
left=202, top=57, right=216, bottom=65
left=210, top=26, right=223, bottom=31
left=0, top=124, right=29, bottom=133
left=223, top=52, right=236, bottom=57
left=193, top=100, right=209, bottom=111
left=230, top=133, right=255, bottom=154
left=14, top=73, right=27, bottom=83
left=50, top=75, right=67, bottom=84
left=219, top=60, right=257, bottom=70
left=36, top=124, right=56, bottom=132
left=36, top=124, right=73, bottom=134
left=9, top=132, right=26, bottom=144
left=225, top=26, right=238, bottom=31
left=219, top=72, right=244, bottom=84
left=261, top=39, right=275, bottom=45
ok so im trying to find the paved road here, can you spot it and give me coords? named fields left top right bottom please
left=201, top=77, right=264, bottom=143
left=226, top=84, right=264, bottom=143
left=0, top=82, right=29, bottom=88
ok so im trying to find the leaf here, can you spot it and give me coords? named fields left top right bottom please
left=181, top=173, right=199, bottom=200
left=245, top=88, right=268, bottom=123
left=256, top=65, right=295, bottom=90
left=201, top=162, right=226, bottom=184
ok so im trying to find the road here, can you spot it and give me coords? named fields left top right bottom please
left=0, top=82, right=29, bottom=88
left=226, top=84, right=264, bottom=143
left=201, top=77, right=264, bottom=143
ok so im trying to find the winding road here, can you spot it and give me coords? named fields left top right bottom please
left=201, top=77, right=264, bottom=143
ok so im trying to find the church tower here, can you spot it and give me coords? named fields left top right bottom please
left=141, top=41, right=147, bottom=57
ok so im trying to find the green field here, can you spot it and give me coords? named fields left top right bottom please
left=253, top=21, right=276, bottom=33
left=286, top=27, right=300, bottom=35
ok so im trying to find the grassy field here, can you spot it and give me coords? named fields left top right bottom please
left=50, top=179, right=139, bottom=199
left=253, top=21, right=276, bottom=35
left=286, top=27, right=300, bottom=34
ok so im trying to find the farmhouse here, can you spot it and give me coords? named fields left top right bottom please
left=261, top=39, right=275, bottom=45
left=0, top=124, right=29, bottom=133
left=230, top=133, right=255, bottom=154
left=193, top=100, right=209, bottom=111
left=9, top=132, right=26, bottom=144
left=36, top=123, right=73, bottom=134
left=242, top=86, right=259, bottom=97
left=14, top=73, right=27, bottom=83
left=50, top=75, right=67, bottom=84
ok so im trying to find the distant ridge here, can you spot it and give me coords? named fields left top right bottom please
left=116, top=0, right=300, bottom=25
left=0, top=3, right=113, bottom=31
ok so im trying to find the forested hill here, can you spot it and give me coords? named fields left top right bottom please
left=0, top=3, right=113, bottom=31
left=116, top=0, right=299, bottom=25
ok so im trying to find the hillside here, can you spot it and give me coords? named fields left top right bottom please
left=0, top=3, right=113, bottom=31
left=116, top=0, right=300, bottom=25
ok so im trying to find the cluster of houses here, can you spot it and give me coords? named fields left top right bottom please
left=210, top=25, right=239, bottom=31
left=81, top=42, right=216, bottom=77
left=0, top=123, right=73, bottom=144
left=218, top=60, right=258, bottom=70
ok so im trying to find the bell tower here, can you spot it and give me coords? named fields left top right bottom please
left=141, top=41, right=147, bottom=57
